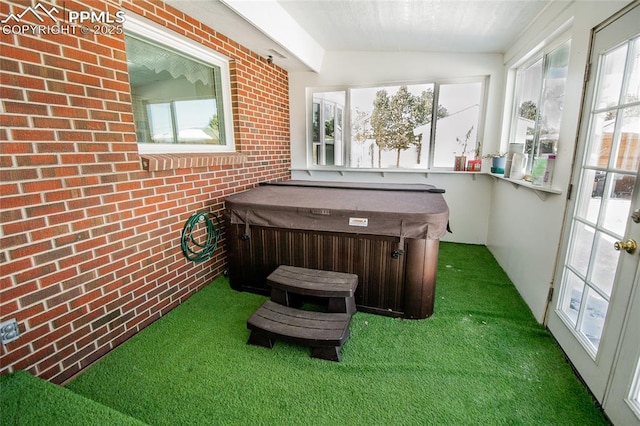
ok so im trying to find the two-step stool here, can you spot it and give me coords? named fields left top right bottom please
left=246, top=265, right=358, bottom=362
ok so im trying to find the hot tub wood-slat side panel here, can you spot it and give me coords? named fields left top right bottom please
left=228, top=225, right=410, bottom=315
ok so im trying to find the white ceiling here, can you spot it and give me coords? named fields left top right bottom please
left=167, top=0, right=553, bottom=72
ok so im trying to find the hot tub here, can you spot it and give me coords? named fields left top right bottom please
left=224, top=181, right=449, bottom=319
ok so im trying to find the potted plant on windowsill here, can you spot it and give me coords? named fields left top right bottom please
left=454, top=126, right=474, bottom=171
left=484, top=152, right=508, bottom=174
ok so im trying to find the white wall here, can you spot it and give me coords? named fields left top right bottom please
left=288, top=51, right=504, bottom=244
left=488, top=0, right=634, bottom=322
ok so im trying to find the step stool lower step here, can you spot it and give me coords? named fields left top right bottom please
left=247, top=300, right=351, bottom=362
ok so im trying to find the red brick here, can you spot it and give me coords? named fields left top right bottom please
left=43, top=54, right=82, bottom=71
left=18, top=37, right=61, bottom=56
left=22, top=64, right=64, bottom=81
left=1, top=45, right=41, bottom=64
left=69, top=97, right=103, bottom=109
left=25, top=202, right=66, bottom=218
left=27, top=91, right=67, bottom=105
left=3, top=101, right=48, bottom=115
left=15, top=155, right=58, bottom=167
left=32, top=118, right=73, bottom=129
left=50, top=106, right=89, bottom=119
left=47, top=80, right=85, bottom=95
left=47, top=210, right=85, bottom=226
left=44, top=188, right=81, bottom=202
left=22, top=180, right=63, bottom=194
left=0, top=86, right=24, bottom=102
left=62, top=47, right=99, bottom=65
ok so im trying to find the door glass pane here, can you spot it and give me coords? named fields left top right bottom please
left=579, top=288, right=609, bottom=349
left=575, top=169, right=604, bottom=224
left=590, top=232, right=620, bottom=298
left=623, top=37, right=640, bottom=104
left=586, top=111, right=616, bottom=167
left=560, top=269, right=584, bottom=326
left=630, top=357, right=640, bottom=415
left=603, top=173, right=635, bottom=236
left=615, top=108, right=640, bottom=171
left=594, top=43, right=628, bottom=110
left=567, top=222, right=594, bottom=278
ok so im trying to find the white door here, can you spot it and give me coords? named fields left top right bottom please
left=604, top=267, right=640, bottom=425
left=547, top=0, right=640, bottom=414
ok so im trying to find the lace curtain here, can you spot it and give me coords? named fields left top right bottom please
left=126, top=36, right=214, bottom=87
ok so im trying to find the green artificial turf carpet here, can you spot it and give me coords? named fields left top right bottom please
left=57, top=243, right=608, bottom=425
left=0, top=370, right=145, bottom=425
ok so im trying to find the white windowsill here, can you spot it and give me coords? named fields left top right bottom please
left=290, top=168, right=564, bottom=200
left=488, top=172, right=563, bottom=200
left=291, top=167, right=483, bottom=178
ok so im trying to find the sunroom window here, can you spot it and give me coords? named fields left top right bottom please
left=510, top=39, right=571, bottom=171
left=310, top=79, right=486, bottom=170
left=124, top=15, right=234, bottom=154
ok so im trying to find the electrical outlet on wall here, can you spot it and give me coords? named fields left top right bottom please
left=0, top=319, right=20, bottom=345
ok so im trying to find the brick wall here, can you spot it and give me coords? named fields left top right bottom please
left=0, top=0, right=290, bottom=384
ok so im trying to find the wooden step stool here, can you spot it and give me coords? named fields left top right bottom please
left=247, top=300, right=351, bottom=362
left=266, top=265, right=358, bottom=315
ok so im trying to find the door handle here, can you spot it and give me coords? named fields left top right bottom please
left=614, top=239, right=637, bottom=254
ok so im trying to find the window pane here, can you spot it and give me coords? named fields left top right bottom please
left=350, top=84, right=437, bottom=168
left=537, top=41, right=570, bottom=156
left=512, top=59, right=543, bottom=155
left=147, top=103, right=173, bottom=143
left=432, top=82, right=483, bottom=168
left=175, top=99, right=220, bottom=143
left=313, top=91, right=345, bottom=166
left=312, top=81, right=484, bottom=170
left=510, top=41, right=570, bottom=173
left=324, top=102, right=336, bottom=165
left=125, top=35, right=225, bottom=145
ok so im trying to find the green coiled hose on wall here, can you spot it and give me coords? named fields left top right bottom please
left=180, top=212, right=222, bottom=263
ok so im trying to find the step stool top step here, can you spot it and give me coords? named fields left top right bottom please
left=247, top=300, right=351, bottom=346
left=267, top=265, right=358, bottom=297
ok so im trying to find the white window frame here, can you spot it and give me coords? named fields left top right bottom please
left=124, top=14, right=235, bottom=154
left=307, top=77, right=487, bottom=170
left=507, top=32, right=571, bottom=171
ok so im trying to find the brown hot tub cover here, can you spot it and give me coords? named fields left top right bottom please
left=226, top=181, right=449, bottom=242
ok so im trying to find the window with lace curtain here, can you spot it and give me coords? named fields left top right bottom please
left=124, top=15, right=235, bottom=153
